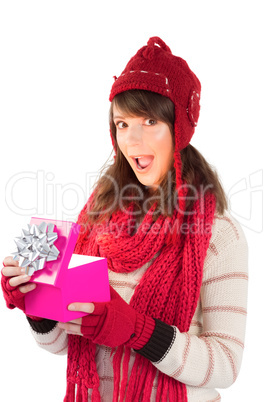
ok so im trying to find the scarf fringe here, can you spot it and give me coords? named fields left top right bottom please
left=69, top=381, right=99, bottom=402
left=119, top=347, right=131, bottom=401
left=91, top=385, right=101, bottom=402
left=112, top=346, right=124, bottom=402
left=76, top=383, right=83, bottom=402
left=64, top=381, right=76, bottom=402
left=135, top=360, right=149, bottom=399
left=156, top=373, right=163, bottom=402
left=124, top=354, right=143, bottom=398
left=141, top=365, right=157, bottom=401
left=82, top=382, right=89, bottom=402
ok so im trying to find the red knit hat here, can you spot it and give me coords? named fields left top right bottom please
left=109, top=36, right=201, bottom=214
left=109, top=36, right=201, bottom=151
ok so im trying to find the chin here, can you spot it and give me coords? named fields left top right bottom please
left=136, top=176, right=157, bottom=188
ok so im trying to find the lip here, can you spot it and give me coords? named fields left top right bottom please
left=130, top=155, right=154, bottom=173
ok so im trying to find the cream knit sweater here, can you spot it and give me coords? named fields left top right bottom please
left=28, top=210, right=248, bottom=401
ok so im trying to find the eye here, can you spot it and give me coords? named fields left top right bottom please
left=115, top=121, right=128, bottom=129
left=144, top=118, right=157, bottom=126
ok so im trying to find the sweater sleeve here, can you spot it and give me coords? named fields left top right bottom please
left=146, top=212, right=248, bottom=389
left=27, top=318, right=68, bottom=355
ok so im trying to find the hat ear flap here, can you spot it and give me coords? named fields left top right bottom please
left=187, top=89, right=201, bottom=128
left=173, top=103, right=196, bottom=152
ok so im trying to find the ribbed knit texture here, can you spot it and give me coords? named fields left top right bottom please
left=27, top=317, right=57, bottom=334
left=64, top=191, right=216, bottom=402
left=135, top=319, right=176, bottom=362
left=128, top=314, right=156, bottom=350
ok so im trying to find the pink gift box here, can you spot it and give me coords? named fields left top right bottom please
left=24, top=217, right=110, bottom=322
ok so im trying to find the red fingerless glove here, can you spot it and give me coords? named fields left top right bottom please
left=1, top=270, right=26, bottom=311
left=81, top=287, right=155, bottom=349
left=1, top=268, right=42, bottom=321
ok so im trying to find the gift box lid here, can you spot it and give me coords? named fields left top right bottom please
left=28, top=217, right=81, bottom=286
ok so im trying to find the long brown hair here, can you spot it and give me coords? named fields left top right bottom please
left=87, top=90, right=228, bottom=224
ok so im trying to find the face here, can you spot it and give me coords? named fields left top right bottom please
left=113, top=104, right=174, bottom=188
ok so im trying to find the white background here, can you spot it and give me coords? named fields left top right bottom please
left=0, top=1, right=267, bottom=401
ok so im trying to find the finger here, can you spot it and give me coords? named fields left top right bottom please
left=58, top=322, right=82, bottom=335
left=66, top=331, right=83, bottom=336
left=19, top=283, right=37, bottom=294
left=2, top=265, right=25, bottom=277
left=3, top=256, right=19, bottom=268
left=9, top=274, right=31, bottom=288
left=68, top=302, right=95, bottom=314
left=68, top=318, right=82, bottom=325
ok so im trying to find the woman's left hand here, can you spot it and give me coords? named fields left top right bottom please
left=58, top=287, right=138, bottom=348
left=58, top=287, right=155, bottom=349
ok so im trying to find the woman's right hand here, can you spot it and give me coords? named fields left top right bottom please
left=1, top=256, right=36, bottom=312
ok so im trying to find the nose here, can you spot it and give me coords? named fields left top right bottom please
left=125, top=124, right=143, bottom=146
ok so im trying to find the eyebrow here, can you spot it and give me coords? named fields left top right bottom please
left=113, top=115, right=126, bottom=120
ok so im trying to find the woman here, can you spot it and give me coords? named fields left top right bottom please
left=1, top=37, right=248, bottom=401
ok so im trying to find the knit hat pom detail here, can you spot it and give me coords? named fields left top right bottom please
left=142, top=36, right=172, bottom=59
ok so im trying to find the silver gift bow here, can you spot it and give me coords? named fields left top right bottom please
left=12, top=222, right=60, bottom=276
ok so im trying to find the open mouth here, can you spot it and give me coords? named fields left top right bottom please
left=132, top=155, right=154, bottom=171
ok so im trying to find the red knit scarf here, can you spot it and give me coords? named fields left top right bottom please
left=64, top=192, right=216, bottom=402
